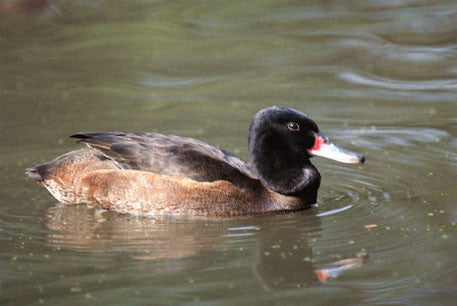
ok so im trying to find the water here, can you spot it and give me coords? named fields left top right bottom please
left=1, top=0, right=456, bottom=304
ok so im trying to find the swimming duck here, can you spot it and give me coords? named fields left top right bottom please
left=26, top=106, right=364, bottom=217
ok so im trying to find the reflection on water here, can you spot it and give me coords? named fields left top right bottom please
left=1, top=0, right=457, bottom=304
left=46, top=205, right=222, bottom=260
left=44, top=204, right=366, bottom=290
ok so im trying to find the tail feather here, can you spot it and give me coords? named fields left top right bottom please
left=25, top=167, right=43, bottom=181
left=25, top=162, right=53, bottom=182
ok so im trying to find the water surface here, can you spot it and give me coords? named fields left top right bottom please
left=1, top=0, right=456, bottom=305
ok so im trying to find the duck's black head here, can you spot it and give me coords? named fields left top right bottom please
left=248, top=106, right=364, bottom=201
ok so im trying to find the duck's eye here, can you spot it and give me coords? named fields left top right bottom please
left=287, top=122, right=300, bottom=132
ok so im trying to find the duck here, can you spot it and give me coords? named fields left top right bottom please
left=26, top=106, right=364, bottom=217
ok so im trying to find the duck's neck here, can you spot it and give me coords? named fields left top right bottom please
left=265, top=185, right=318, bottom=211
left=250, top=135, right=321, bottom=204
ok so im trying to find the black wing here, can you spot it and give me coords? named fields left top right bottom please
left=71, top=132, right=258, bottom=185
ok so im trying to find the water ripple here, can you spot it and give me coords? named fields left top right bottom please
left=340, top=71, right=457, bottom=90
left=332, top=126, right=450, bottom=149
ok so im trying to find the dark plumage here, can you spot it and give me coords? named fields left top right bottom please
left=26, top=106, right=364, bottom=217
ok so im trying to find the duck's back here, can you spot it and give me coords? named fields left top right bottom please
left=71, top=132, right=257, bottom=185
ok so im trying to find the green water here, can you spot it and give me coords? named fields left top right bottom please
left=1, top=0, right=456, bottom=304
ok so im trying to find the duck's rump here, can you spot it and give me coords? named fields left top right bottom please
left=26, top=148, right=119, bottom=203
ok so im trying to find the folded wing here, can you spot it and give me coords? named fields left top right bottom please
left=71, top=132, right=258, bottom=185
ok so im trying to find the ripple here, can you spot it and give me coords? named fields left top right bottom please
left=137, top=75, right=220, bottom=88
left=334, top=34, right=457, bottom=79
left=309, top=125, right=456, bottom=302
left=316, top=205, right=353, bottom=217
left=340, top=71, right=457, bottom=90
left=332, top=126, right=450, bottom=150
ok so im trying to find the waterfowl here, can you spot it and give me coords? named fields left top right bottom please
left=26, top=106, right=364, bottom=217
